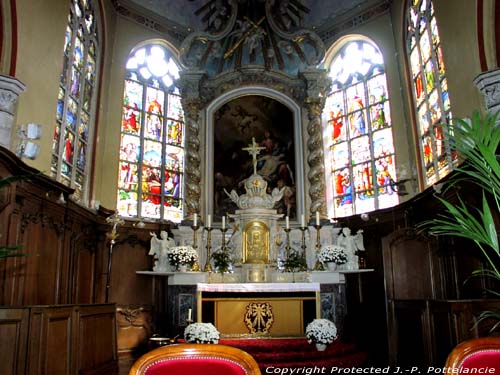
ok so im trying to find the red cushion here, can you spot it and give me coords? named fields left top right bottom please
left=461, top=350, right=500, bottom=370
left=144, top=357, right=248, bottom=375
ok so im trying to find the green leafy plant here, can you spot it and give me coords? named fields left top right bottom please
left=283, top=250, right=307, bottom=272
left=419, top=109, right=500, bottom=330
left=211, top=248, right=232, bottom=274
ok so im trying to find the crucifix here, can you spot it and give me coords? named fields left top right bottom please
left=242, top=137, right=266, bottom=175
left=105, top=212, right=125, bottom=303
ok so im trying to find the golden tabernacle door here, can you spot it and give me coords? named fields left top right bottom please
left=243, top=221, right=269, bottom=264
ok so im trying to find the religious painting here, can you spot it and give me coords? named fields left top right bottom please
left=213, top=95, right=295, bottom=220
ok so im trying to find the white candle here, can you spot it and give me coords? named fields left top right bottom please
left=207, top=214, right=211, bottom=228
left=316, top=211, right=320, bottom=226
left=222, top=216, right=226, bottom=230
left=285, top=216, right=289, bottom=229
left=187, top=308, right=192, bottom=321
left=301, top=214, right=305, bottom=227
left=193, top=213, right=197, bottom=227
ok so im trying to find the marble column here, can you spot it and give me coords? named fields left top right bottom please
left=0, top=75, right=26, bottom=150
left=300, top=69, right=331, bottom=220
left=179, top=71, right=206, bottom=221
left=474, top=68, right=500, bottom=118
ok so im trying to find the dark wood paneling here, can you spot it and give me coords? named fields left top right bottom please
left=0, top=308, right=29, bottom=375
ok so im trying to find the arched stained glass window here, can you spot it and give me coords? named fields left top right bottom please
left=117, top=44, right=184, bottom=223
left=51, top=0, right=100, bottom=204
left=324, top=40, right=399, bottom=218
left=406, top=0, right=456, bottom=186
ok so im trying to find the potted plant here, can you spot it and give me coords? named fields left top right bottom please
left=167, top=245, right=198, bottom=271
left=419, top=110, right=500, bottom=329
left=211, top=248, right=232, bottom=274
left=283, top=249, right=307, bottom=272
left=184, top=322, right=220, bottom=344
left=305, top=318, right=338, bottom=351
left=318, top=245, right=348, bottom=271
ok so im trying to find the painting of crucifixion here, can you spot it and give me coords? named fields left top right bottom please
left=213, top=95, right=296, bottom=221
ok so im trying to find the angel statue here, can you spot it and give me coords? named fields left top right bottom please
left=338, top=227, right=364, bottom=270
left=149, top=231, right=175, bottom=272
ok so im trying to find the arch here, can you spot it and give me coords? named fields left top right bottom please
left=205, top=86, right=305, bottom=220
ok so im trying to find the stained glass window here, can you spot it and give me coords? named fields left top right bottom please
left=51, top=0, right=99, bottom=204
left=324, top=40, right=399, bottom=218
left=406, top=0, right=456, bottom=186
left=117, top=44, right=184, bottom=223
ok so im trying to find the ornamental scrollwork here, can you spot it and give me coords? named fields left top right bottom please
left=244, top=302, right=274, bottom=334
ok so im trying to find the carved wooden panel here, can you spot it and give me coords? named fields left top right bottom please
left=0, top=308, right=29, bottom=375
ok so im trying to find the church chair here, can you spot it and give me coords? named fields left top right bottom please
left=128, top=343, right=262, bottom=375
left=444, top=336, right=500, bottom=371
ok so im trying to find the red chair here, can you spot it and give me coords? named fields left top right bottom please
left=129, top=343, right=262, bottom=375
left=445, top=337, right=500, bottom=371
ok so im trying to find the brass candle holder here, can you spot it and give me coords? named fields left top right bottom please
left=284, top=227, right=292, bottom=260
left=190, top=223, right=201, bottom=271
left=313, top=224, right=324, bottom=271
left=204, top=227, right=213, bottom=272
left=299, top=225, right=308, bottom=271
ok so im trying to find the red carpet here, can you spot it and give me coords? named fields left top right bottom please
left=219, top=338, right=368, bottom=370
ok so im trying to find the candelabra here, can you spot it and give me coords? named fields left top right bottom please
left=204, top=227, right=213, bottom=272
left=313, top=224, right=324, bottom=270
left=190, top=222, right=201, bottom=271
left=299, top=225, right=308, bottom=271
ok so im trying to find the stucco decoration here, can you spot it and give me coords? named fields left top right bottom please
left=179, top=0, right=325, bottom=77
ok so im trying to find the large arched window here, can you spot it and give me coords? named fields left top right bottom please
left=406, top=0, right=456, bottom=186
left=51, top=0, right=100, bottom=204
left=324, top=39, right=399, bottom=218
left=117, top=44, right=184, bottom=223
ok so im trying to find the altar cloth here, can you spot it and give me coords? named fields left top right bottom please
left=197, top=282, right=320, bottom=293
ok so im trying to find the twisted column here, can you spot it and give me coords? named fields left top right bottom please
left=182, top=98, right=202, bottom=220
left=304, top=97, right=326, bottom=218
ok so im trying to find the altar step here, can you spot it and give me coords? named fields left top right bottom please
left=219, top=338, right=368, bottom=370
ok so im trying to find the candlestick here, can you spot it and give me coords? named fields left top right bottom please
left=187, top=308, right=192, bottom=321
left=314, top=223, right=324, bottom=271
left=316, top=211, right=320, bottom=226
left=207, top=214, right=211, bottom=228
left=222, top=215, right=225, bottom=230
left=285, top=216, right=289, bottom=229
left=193, top=213, right=197, bottom=227
left=190, top=220, right=201, bottom=271
left=204, top=226, right=213, bottom=272
left=299, top=226, right=309, bottom=271
left=301, top=214, right=305, bottom=228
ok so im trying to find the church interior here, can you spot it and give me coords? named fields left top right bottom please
left=1, top=0, right=500, bottom=374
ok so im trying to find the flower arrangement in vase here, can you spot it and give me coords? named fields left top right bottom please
left=184, top=322, right=220, bottom=344
left=318, top=245, right=348, bottom=269
left=167, top=245, right=198, bottom=271
left=211, top=247, right=232, bottom=274
left=305, top=318, right=338, bottom=351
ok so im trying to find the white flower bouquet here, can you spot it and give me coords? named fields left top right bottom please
left=305, top=318, right=338, bottom=345
left=184, top=322, right=220, bottom=344
left=318, top=245, right=348, bottom=264
left=167, top=245, right=198, bottom=267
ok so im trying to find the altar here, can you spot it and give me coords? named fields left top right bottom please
left=197, top=282, right=320, bottom=337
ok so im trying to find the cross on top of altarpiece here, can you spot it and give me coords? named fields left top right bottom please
left=242, top=137, right=266, bottom=175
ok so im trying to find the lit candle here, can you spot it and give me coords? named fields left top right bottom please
left=222, top=216, right=226, bottom=230
left=187, top=308, right=192, bottom=321
left=301, top=214, right=305, bottom=227
left=316, top=211, right=320, bottom=226
left=207, top=214, right=211, bottom=228
left=193, top=213, right=197, bottom=227
left=285, top=216, right=289, bottom=229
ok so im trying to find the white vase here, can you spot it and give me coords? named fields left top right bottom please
left=315, top=343, right=327, bottom=351
left=178, top=264, right=188, bottom=272
left=326, top=262, right=337, bottom=271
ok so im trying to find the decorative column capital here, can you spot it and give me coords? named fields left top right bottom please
left=474, top=68, right=500, bottom=115
left=0, top=75, right=26, bottom=114
left=299, top=68, right=332, bottom=101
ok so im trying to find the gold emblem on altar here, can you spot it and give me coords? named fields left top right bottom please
left=243, top=221, right=269, bottom=264
left=244, top=302, right=274, bottom=334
